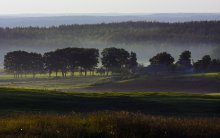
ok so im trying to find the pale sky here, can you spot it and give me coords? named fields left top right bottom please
left=0, top=0, right=220, bottom=14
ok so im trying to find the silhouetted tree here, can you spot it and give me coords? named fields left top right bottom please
left=77, top=48, right=99, bottom=76
left=4, top=51, right=30, bottom=78
left=194, top=55, right=220, bottom=72
left=43, top=47, right=99, bottom=77
left=43, top=51, right=58, bottom=77
left=101, top=47, right=130, bottom=75
left=29, top=52, right=44, bottom=78
left=128, top=52, right=138, bottom=73
left=202, top=55, right=212, bottom=71
left=54, top=48, right=70, bottom=77
left=210, top=59, right=220, bottom=72
left=149, top=52, right=175, bottom=65
left=67, top=48, right=82, bottom=77
left=175, top=50, right=193, bottom=71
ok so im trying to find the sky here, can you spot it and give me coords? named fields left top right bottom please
left=0, top=0, right=220, bottom=14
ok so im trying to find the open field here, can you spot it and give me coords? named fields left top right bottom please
left=0, top=76, right=105, bottom=91
left=0, top=71, right=103, bottom=80
left=0, top=111, right=220, bottom=138
left=0, top=72, right=219, bottom=93
left=0, top=73, right=219, bottom=137
left=0, top=87, right=219, bottom=116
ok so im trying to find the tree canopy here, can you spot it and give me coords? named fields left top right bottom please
left=149, top=52, right=175, bottom=65
left=193, top=55, right=220, bottom=72
left=101, top=47, right=137, bottom=74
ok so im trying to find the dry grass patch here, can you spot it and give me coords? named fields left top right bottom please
left=0, top=111, right=219, bottom=138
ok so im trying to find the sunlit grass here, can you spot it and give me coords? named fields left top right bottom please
left=0, top=111, right=219, bottom=138
left=185, top=72, right=220, bottom=78
left=0, top=71, right=104, bottom=80
left=0, top=76, right=107, bottom=91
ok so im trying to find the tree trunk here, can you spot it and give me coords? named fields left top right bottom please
left=71, top=71, right=74, bottom=77
left=56, top=71, right=58, bottom=77
left=49, top=71, right=51, bottom=78
left=33, top=72, right=35, bottom=78
left=85, top=70, right=87, bottom=76
left=80, top=68, right=82, bottom=76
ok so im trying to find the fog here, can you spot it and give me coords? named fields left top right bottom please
left=0, top=39, right=217, bottom=67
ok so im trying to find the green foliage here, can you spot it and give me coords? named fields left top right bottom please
left=101, top=47, right=131, bottom=73
left=4, top=48, right=99, bottom=78
left=4, top=51, right=43, bottom=78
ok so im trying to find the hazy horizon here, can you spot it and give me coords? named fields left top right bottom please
left=0, top=0, right=220, bottom=14
left=0, top=12, right=220, bottom=17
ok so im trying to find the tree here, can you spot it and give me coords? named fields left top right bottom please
left=175, top=50, right=193, bottom=71
left=29, top=52, right=44, bottom=78
left=193, top=55, right=212, bottom=72
left=43, top=51, right=58, bottom=77
left=54, top=48, right=70, bottom=78
left=43, top=47, right=99, bottom=77
left=101, top=47, right=130, bottom=74
left=128, top=52, right=138, bottom=73
left=202, top=55, right=212, bottom=71
left=67, top=48, right=82, bottom=77
left=179, top=51, right=191, bottom=62
left=4, top=51, right=30, bottom=78
left=149, top=52, right=175, bottom=65
left=210, top=59, right=220, bottom=72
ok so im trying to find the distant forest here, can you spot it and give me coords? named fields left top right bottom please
left=0, top=21, right=220, bottom=65
left=1, top=21, right=220, bottom=44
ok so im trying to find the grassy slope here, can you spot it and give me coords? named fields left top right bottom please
left=0, top=88, right=219, bottom=116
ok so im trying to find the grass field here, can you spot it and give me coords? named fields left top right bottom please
left=0, top=111, right=220, bottom=138
left=0, top=71, right=104, bottom=80
left=0, top=76, right=106, bottom=91
left=0, top=72, right=219, bottom=137
left=0, top=87, right=219, bottom=116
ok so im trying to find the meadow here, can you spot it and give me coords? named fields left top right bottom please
left=0, top=111, right=220, bottom=138
left=0, top=72, right=219, bottom=137
left=0, top=87, right=219, bottom=116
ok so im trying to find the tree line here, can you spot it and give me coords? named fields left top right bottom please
left=4, top=47, right=220, bottom=78
left=1, top=21, right=220, bottom=45
left=4, top=47, right=138, bottom=78
left=149, top=51, right=220, bottom=73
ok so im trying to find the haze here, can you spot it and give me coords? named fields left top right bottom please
left=0, top=0, right=220, bottom=14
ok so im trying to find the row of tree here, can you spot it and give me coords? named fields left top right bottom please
left=4, top=47, right=220, bottom=78
left=4, top=47, right=138, bottom=78
left=149, top=51, right=220, bottom=72
left=4, top=51, right=43, bottom=78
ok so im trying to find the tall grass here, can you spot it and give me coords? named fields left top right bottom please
left=0, top=111, right=219, bottom=138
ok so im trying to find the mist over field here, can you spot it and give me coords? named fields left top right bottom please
left=1, top=0, right=220, bottom=136
left=0, top=13, right=220, bottom=66
left=0, top=40, right=216, bottom=66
